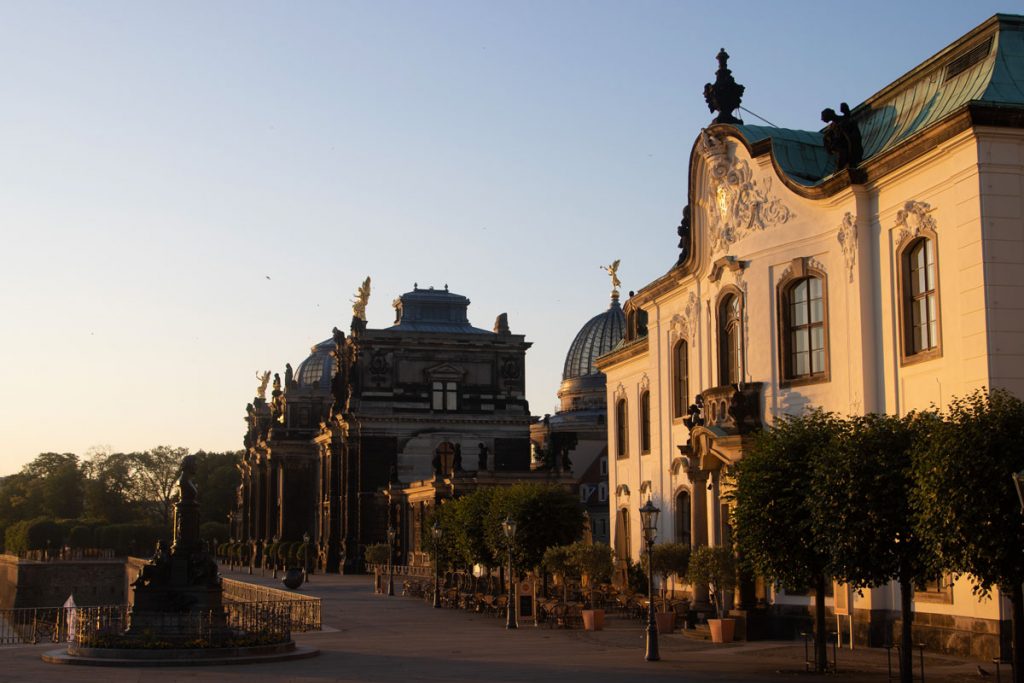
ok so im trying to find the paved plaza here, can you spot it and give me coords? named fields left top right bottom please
left=0, top=571, right=1003, bottom=682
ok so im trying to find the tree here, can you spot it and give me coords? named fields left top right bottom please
left=82, top=450, right=139, bottom=522
left=732, top=410, right=840, bottom=673
left=423, top=499, right=462, bottom=570
left=542, top=544, right=574, bottom=602
left=913, top=389, right=1024, bottom=683
left=133, top=446, right=189, bottom=525
left=643, top=542, right=691, bottom=610
left=813, top=413, right=931, bottom=683
left=485, top=484, right=585, bottom=575
left=451, top=488, right=498, bottom=569
left=687, top=545, right=736, bottom=617
left=192, top=450, right=243, bottom=526
left=569, top=542, right=614, bottom=608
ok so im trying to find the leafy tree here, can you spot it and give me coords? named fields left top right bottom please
left=542, top=544, right=574, bottom=602
left=687, top=545, right=736, bottom=617
left=192, top=450, right=243, bottom=526
left=364, top=543, right=391, bottom=566
left=913, top=389, right=1024, bottom=683
left=642, top=542, right=691, bottom=610
left=22, top=453, right=84, bottom=519
left=423, top=499, right=462, bottom=570
left=82, top=450, right=139, bottom=522
left=733, top=410, right=840, bottom=673
left=813, top=413, right=930, bottom=683
left=452, top=488, right=498, bottom=569
left=485, top=483, right=585, bottom=576
left=133, top=446, right=189, bottom=525
left=569, top=542, right=614, bottom=608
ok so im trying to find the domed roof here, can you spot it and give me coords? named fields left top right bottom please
left=294, top=339, right=334, bottom=390
left=562, top=296, right=625, bottom=380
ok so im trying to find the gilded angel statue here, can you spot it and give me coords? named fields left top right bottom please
left=600, top=259, right=621, bottom=293
left=352, top=276, right=371, bottom=321
left=255, top=371, right=271, bottom=400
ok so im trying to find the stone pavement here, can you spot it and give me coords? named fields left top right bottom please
left=0, top=568, right=1003, bottom=682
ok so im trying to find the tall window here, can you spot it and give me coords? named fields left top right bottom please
left=432, top=381, right=458, bottom=411
left=783, top=276, right=826, bottom=380
left=675, top=490, right=691, bottom=547
left=673, top=340, right=689, bottom=418
left=904, top=237, right=939, bottom=356
left=640, top=391, right=651, bottom=454
left=615, top=398, right=629, bottom=458
left=718, top=293, right=742, bottom=385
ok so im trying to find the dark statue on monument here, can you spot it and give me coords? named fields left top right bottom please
left=703, top=48, right=745, bottom=125
left=129, top=454, right=225, bottom=634
left=821, top=102, right=863, bottom=171
left=676, top=204, right=691, bottom=265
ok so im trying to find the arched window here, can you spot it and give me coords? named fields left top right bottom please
left=675, top=490, right=691, bottom=547
left=672, top=340, right=689, bottom=418
left=902, top=237, right=940, bottom=359
left=640, top=391, right=651, bottom=454
left=781, top=275, right=827, bottom=381
left=615, top=398, right=629, bottom=458
left=718, top=293, right=742, bottom=385
left=614, top=507, right=632, bottom=560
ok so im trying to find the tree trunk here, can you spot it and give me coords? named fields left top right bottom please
left=899, top=576, right=913, bottom=683
left=1012, top=583, right=1024, bottom=683
left=815, top=573, right=828, bottom=673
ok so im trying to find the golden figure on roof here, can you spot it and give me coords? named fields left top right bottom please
left=600, top=259, right=621, bottom=295
left=352, top=276, right=371, bottom=321
left=255, top=371, right=271, bottom=400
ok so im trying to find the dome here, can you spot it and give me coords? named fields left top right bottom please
left=562, top=296, right=625, bottom=380
left=294, top=339, right=334, bottom=390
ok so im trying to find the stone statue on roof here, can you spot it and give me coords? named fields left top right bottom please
left=821, top=102, right=863, bottom=171
left=352, top=276, right=371, bottom=321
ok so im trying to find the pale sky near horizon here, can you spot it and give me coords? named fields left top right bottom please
left=0, top=1, right=1010, bottom=475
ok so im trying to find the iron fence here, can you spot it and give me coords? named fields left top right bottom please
left=0, top=606, right=71, bottom=645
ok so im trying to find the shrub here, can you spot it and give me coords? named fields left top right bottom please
left=687, top=545, right=736, bottom=617
left=364, top=543, right=391, bottom=567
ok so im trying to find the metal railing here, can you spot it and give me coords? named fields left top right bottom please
left=71, top=602, right=296, bottom=648
left=0, top=606, right=72, bottom=645
left=221, top=579, right=321, bottom=632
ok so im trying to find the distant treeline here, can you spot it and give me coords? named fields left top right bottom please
left=0, top=447, right=240, bottom=554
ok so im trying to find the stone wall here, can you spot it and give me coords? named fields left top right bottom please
left=0, top=553, right=126, bottom=608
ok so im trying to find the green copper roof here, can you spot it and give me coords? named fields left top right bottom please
left=723, top=14, right=1024, bottom=187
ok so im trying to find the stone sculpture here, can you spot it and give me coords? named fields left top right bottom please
left=821, top=102, right=863, bottom=171
left=703, top=49, right=745, bottom=125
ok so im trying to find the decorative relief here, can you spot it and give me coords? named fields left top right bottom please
left=615, top=484, right=631, bottom=498
left=836, top=212, right=858, bottom=282
left=639, top=373, right=650, bottom=393
left=895, top=201, right=936, bottom=247
left=669, top=292, right=700, bottom=346
left=697, top=129, right=794, bottom=254
left=613, top=383, right=627, bottom=402
left=639, top=480, right=652, bottom=496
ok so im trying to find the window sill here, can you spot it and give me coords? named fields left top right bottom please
left=901, top=347, right=943, bottom=368
left=779, top=374, right=830, bottom=390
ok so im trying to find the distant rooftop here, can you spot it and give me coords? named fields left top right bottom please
left=383, top=285, right=492, bottom=335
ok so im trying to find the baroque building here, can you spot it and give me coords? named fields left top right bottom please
left=599, top=14, right=1024, bottom=658
left=233, top=283, right=541, bottom=573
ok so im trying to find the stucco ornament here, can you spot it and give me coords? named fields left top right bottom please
left=837, top=212, right=858, bottom=282
left=697, top=129, right=794, bottom=253
left=895, top=201, right=936, bottom=247
left=669, top=292, right=700, bottom=343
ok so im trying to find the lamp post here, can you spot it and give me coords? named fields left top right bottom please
left=261, top=538, right=268, bottom=576
left=1013, top=470, right=1024, bottom=515
left=432, top=520, right=443, bottom=608
left=248, top=538, right=254, bottom=575
left=272, top=535, right=280, bottom=579
left=386, top=526, right=396, bottom=597
left=639, top=499, right=661, bottom=662
left=502, top=515, right=518, bottom=630
left=303, top=531, right=310, bottom=583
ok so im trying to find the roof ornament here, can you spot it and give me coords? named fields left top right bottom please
left=821, top=103, right=863, bottom=172
left=599, top=259, right=621, bottom=301
left=255, top=370, right=271, bottom=400
left=703, top=48, right=745, bottom=125
left=676, top=205, right=691, bottom=266
left=351, top=276, right=371, bottom=321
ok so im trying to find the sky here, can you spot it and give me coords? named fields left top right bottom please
left=0, top=0, right=1011, bottom=474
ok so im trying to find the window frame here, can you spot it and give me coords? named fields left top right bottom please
left=672, top=339, right=689, bottom=419
left=777, top=263, right=831, bottom=387
left=898, top=234, right=943, bottom=366
left=639, top=390, right=651, bottom=454
left=614, top=398, right=629, bottom=459
left=432, top=380, right=459, bottom=412
left=716, top=287, right=744, bottom=387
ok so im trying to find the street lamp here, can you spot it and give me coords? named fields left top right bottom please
left=502, top=515, right=518, bottom=630
left=1013, top=470, right=1024, bottom=515
left=303, top=532, right=311, bottom=583
left=272, top=535, right=280, bottom=579
left=248, top=538, right=255, bottom=575
left=386, top=526, right=396, bottom=597
left=261, top=538, right=268, bottom=576
left=432, top=520, right=443, bottom=609
left=639, top=498, right=661, bottom=662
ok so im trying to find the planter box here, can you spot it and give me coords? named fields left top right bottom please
left=708, top=618, right=736, bottom=643
left=582, top=609, right=605, bottom=631
left=655, top=611, right=675, bottom=634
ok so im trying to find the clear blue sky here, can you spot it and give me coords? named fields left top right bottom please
left=0, top=1, right=1009, bottom=474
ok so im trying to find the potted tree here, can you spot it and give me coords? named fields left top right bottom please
left=570, top=542, right=614, bottom=631
left=364, top=543, right=391, bottom=594
left=687, top=545, right=737, bottom=643
left=649, top=542, right=691, bottom=634
left=542, top=544, right=573, bottom=605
